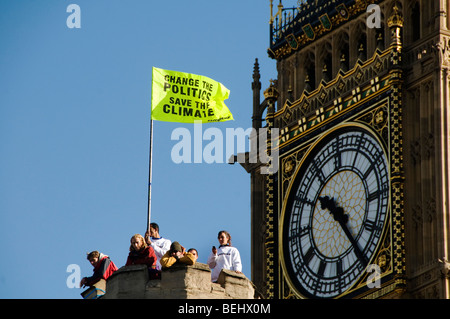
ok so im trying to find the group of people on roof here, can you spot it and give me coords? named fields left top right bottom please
left=80, top=222, right=242, bottom=289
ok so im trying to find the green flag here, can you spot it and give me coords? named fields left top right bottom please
left=151, top=67, right=233, bottom=123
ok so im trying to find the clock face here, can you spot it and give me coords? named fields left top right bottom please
left=282, top=126, right=389, bottom=298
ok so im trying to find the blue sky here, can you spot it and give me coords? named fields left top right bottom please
left=0, top=0, right=280, bottom=298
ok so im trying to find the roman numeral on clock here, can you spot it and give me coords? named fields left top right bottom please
left=365, top=219, right=382, bottom=232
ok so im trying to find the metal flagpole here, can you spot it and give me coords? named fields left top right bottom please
left=147, top=119, right=154, bottom=232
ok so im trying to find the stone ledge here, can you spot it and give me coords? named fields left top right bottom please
left=105, top=264, right=149, bottom=299
left=217, top=269, right=255, bottom=299
left=102, top=263, right=254, bottom=299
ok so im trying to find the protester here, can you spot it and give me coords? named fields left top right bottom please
left=125, top=234, right=159, bottom=279
left=80, top=251, right=118, bottom=288
left=187, top=248, right=198, bottom=261
left=207, top=230, right=242, bottom=282
left=160, top=241, right=196, bottom=269
left=145, top=222, right=171, bottom=270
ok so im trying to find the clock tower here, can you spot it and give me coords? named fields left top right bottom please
left=246, top=0, right=450, bottom=299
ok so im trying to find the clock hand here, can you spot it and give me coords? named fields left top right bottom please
left=318, top=196, right=368, bottom=267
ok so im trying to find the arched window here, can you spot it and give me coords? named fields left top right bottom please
left=306, top=51, right=316, bottom=92
left=411, top=2, right=420, bottom=42
left=334, top=31, right=349, bottom=73
left=357, top=33, right=367, bottom=61
left=350, top=21, right=367, bottom=65
left=317, top=42, right=332, bottom=84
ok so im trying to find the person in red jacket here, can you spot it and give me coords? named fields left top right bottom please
left=125, top=234, right=159, bottom=279
left=80, top=251, right=118, bottom=287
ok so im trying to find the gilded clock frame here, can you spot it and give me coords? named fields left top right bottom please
left=279, top=109, right=392, bottom=299
left=269, top=45, right=406, bottom=299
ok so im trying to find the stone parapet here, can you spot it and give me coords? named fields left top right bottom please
left=102, top=263, right=254, bottom=299
left=217, top=269, right=255, bottom=299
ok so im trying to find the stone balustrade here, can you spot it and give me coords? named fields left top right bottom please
left=101, top=263, right=254, bottom=299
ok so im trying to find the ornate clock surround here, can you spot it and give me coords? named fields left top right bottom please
left=266, top=17, right=406, bottom=298
left=247, top=0, right=450, bottom=300
left=278, top=92, right=398, bottom=299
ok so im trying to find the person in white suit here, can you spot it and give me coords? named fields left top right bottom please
left=207, top=230, right=242, bottom=282
left=145, top=222, right=171, bottom=271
